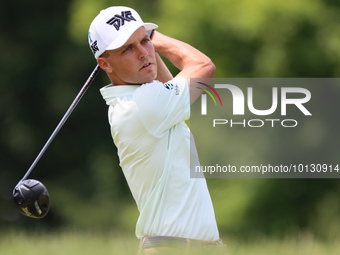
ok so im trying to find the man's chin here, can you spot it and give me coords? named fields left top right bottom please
left=127, top=80, right=154, bottom=85
left=124, top=74, right=157, bottom=85
left=140, top=75, right=158, bottom=84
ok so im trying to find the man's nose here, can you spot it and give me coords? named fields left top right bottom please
left=137, top=44, right=148, bottom=59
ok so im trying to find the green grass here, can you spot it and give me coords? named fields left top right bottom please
left=226, top=235, right=340, bottom=255
left=0, top=230, right=138, bottom=255
left=1, top=230, right=339, bottom=255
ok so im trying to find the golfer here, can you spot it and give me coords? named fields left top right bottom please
left=88, top=6, right=224, bottom=253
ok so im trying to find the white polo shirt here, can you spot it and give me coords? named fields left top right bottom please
left=100, top=77, right=219, bottom=241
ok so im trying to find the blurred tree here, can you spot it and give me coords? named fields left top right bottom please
left=0, top=0, right=127, bottom=230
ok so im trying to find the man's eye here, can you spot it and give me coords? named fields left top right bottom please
left=123, top=46, right=132, bottom=53
left=142, top=38, right=150, bottom=44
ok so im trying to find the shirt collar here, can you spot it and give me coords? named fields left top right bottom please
left=100, top=84, right=140, bottom=100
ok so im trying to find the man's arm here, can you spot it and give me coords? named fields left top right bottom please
left=152, top=31, right=216, bottom=105
left=155, top=53, right=173, bottom=83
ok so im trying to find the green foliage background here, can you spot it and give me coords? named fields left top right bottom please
left=1, top=0, right=340, bottom=242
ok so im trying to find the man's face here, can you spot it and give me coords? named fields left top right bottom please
left=104, top=27, right=157, bottom=85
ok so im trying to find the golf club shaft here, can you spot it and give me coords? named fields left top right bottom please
left=21, top=65, right=101, bottom=181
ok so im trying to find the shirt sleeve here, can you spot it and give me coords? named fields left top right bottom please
left=134, top=77, right=190, bottom=138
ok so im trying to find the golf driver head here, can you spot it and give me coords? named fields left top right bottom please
left=13, top=179, right=50, bottom=219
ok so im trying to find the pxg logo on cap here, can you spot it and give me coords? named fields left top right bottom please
left=106, top=10, right=136, bottom=31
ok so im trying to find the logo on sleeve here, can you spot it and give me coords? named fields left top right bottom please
left=175, top=85, right=180, bottom=95
left=163, top=82, right=180, bottom=95
left=163, top=82, right=174, bottom=90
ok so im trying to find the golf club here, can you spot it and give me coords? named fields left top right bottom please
left=13, top=64, right=101, bottom=219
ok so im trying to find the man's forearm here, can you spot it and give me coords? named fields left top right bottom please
left=152, top=31, right=213, bottom=72
left=152, top=31, right=216, bottom=104
left=155, top=53, right=173, bottom=83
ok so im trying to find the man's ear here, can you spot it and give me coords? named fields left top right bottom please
left=97, top=57, right=113, bottom=73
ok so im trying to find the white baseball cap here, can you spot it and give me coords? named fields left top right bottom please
left=88, top=6, right=158, bottom=59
